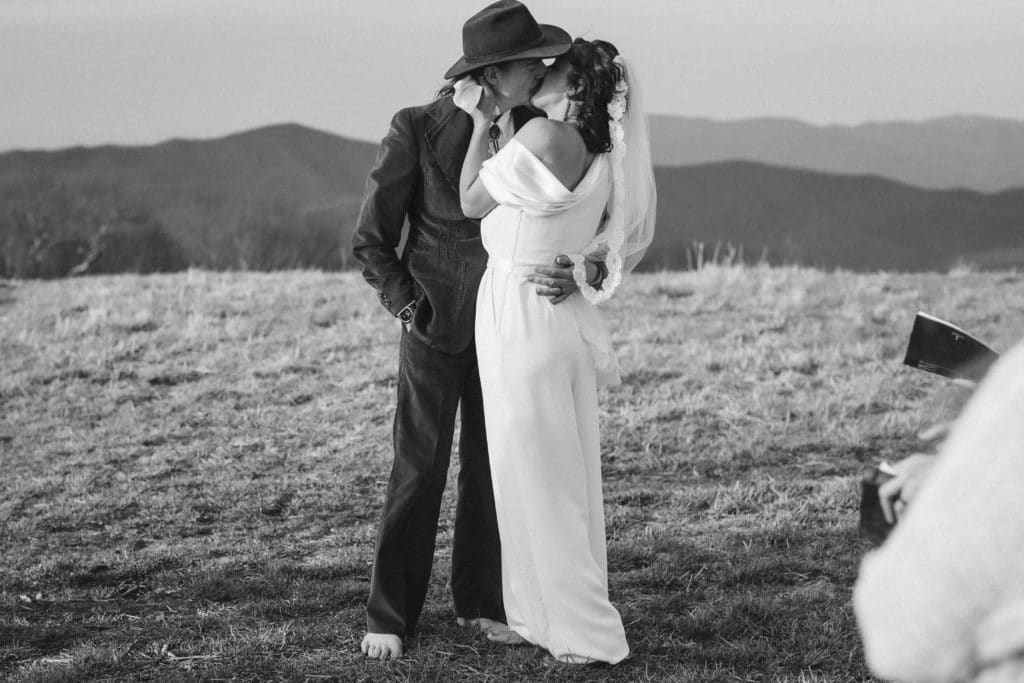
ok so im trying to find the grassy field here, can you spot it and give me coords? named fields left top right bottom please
left=2, top=265, right=1022, bottom=682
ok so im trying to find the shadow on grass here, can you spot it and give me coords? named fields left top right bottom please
left=1, top=557, right=375, bottom=679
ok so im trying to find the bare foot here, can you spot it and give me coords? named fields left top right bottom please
left=457, top=617, right=506, bottom=632
left=458, top=618, right=528, bottom=645
left=485, top=624, right=528, bottom=646
left=361, top=632, right=403, bottom=659
left=474, top=618, right=506, bottom=633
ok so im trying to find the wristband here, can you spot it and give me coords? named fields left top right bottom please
left=587, top=261, right=608, bottom=288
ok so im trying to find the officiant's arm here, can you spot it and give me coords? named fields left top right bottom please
left=352, top=108, right=418, bottom=317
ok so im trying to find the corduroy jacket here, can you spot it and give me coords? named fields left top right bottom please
left=352, top=96, right=539, bottom=354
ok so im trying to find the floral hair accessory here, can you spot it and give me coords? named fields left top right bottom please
left=571, top=60, right=630, bottom=304
left=606, top=63, right=629, bottom=124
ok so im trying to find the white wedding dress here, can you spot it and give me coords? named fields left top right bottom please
left=474, top=138, right=629, bottom=664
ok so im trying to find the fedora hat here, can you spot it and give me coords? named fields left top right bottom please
left=444, top=0, right=571, bottom=80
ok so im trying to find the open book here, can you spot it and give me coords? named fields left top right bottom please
left=902, top=312, right=999, bottom=383
left=860, top=314, right=1000, bottom=545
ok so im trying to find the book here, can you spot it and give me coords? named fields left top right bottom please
left=859, top=315, right=999, bottom=546
left=902, top=312, right=999, bottom=383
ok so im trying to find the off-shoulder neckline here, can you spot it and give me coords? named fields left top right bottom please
left=504, top=138, right=605, bottom=194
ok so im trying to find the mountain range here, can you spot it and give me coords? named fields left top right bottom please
left=649, top=114, right=1024, bottom=193
left=649, top=161, right=1024, bottom=271
left=1, top=116, right=1022, bottom=276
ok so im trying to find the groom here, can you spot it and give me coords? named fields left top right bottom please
left=352, top=0, right=603, bottom=660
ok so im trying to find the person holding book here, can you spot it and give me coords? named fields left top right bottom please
left=854, top=340, right=1024, bottom=682
left=875, top=313, right=994, bottom=525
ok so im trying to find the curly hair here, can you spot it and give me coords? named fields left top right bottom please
left=564, top=38, right=623, bottom=154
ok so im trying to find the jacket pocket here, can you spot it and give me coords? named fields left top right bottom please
left=409, top=261, right=467, bottom=342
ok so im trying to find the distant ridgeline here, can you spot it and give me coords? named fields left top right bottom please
left=0, top=124, right=377, bottom=279
left=2, top=118, right=1023, bottom=279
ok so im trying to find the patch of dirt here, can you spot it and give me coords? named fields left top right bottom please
left=654, top=285, right=695, bottom=299
left=355, top=375, right=397, bottom=391
left=115, top=391, right=157, bottom=405
left=121, top=320, right=159, bottom=334
left=198, top=388, right=247, bottom=402
left=621, top=368, right=684, bottom=386
left=608, top=490, right=670, bottom=507
left=148, top=370, right=206, bottom=386
left=32, top=368, right=93, bottom=385
left=260, top=490, right=294, bottom=517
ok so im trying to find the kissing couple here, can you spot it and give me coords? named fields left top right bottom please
left=352, top=0, right=656, bottom=665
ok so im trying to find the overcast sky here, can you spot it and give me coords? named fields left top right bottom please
left=2, top=0, right=1023, bottom=152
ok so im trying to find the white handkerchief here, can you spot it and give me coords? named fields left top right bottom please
left=453, top=78, right=481, bottom=114
left=453, top=77, right=498, bottom=117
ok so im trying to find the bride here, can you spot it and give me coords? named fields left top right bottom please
left=458, top=38, right=656, bottom=664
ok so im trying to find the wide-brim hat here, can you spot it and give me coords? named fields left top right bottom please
left=444, top=0, right=572, bottom=80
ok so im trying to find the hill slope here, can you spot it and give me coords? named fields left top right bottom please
left=0, top=124, right=379, bottom=273
left=0, top=123, right=377, bottom=204
left=651, top=161, right=1024, bottom=271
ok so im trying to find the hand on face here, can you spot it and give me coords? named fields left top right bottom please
left=473, top=82, right=498, bottom=123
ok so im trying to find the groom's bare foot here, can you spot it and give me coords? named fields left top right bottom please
left=361, top=632, right=402, bottom=659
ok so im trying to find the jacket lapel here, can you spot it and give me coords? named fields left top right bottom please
left=425, top=98, right=472, bottom=194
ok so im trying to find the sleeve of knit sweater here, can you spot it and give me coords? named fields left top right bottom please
left=854, top=341, right=1024, bottom=683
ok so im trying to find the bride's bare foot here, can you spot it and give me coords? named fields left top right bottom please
left=457, top=617, right=506, bottom=632
left=474, top=618, right=505, bottom=633
left=484, top=623, right=528, bottom=645
left=361, top=632, right=403, bottom=659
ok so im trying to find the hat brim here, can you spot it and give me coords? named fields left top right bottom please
left=444, top=24, right=572, bottom=80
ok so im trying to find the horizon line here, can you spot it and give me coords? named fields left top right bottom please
left=3, top=111, right=1023, bottom=155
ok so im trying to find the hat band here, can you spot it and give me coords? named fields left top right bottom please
left=462, top=30, right=547, bottom=65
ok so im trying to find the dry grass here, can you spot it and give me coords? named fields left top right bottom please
left=2, top=265, right=1022, bottom=681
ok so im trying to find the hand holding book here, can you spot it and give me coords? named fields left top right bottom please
left=859, top=313, right=998, bottom=545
